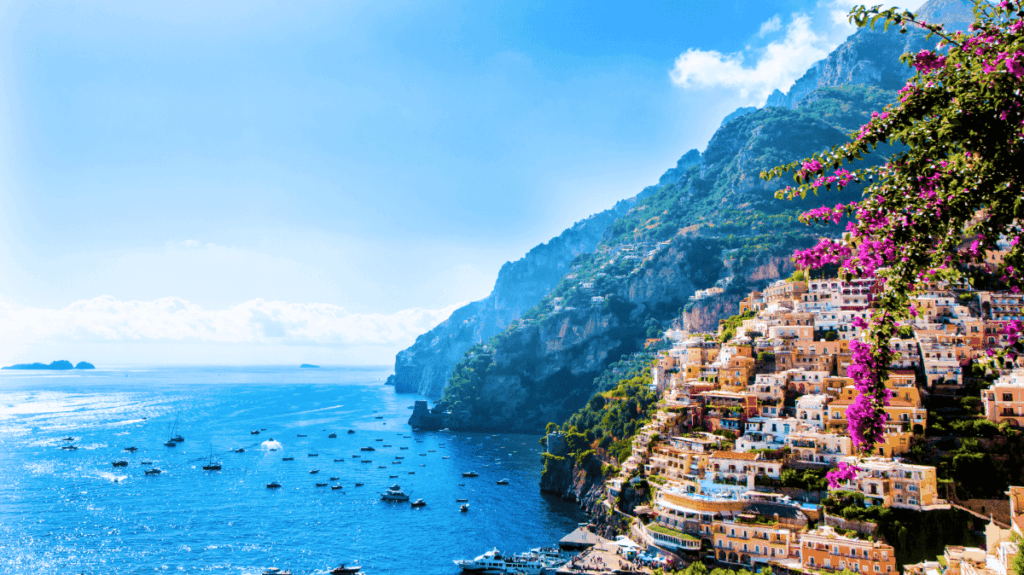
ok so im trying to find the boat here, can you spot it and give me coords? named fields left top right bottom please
left=333, top=459, right=343, bottom=462
left=354, top=482, right=363, bottom=486
left=390, top=475, right=398, bottom=478
left=410, top=498, right=426, bottom=507
left=379, top=466, right=386, bottom=469
left=145, top=468, right=162, bottom=475
left=461, top=504, right=469, bottom=512
left=163, top=441, right=176, bottom=447
left=395, top=456, right=404, bottom=460
left=453, top=548, right=553, bottom=574
left=167, top=416, right=184, bottom=443
left=428, top=449, right=436, bottom=452
left=329, top=477, right=339, bottom=480
left=235, top=448, right=246, bottom=453
left=408, top=471, right=415, bottom=475
left=61, top=436, right=75, bottom=441
left=400, top=447, right=408, bottom=450
left=310, top=469, right=319, bottom=474
left=61, top=445, right=78, bottom=451
left=380, top=484, right=410, bottom=501
left=261, top=569, right=292, bottom=575
left=203, top=449, right=222, bottom=471
left=124, top=446, right=138, bottom=452
left=443, top=456, right=450, bottom=459
left=529, top=547, right=564, bottom=563
left=375, top=438, right=383, bottom=442
left=360, top=447, right=375, bottom=452
left=331, top=485, right=343, bottom=490
left=496, top=479, right=509, bottom=485
left=266, top=482, right=282, bottom=489
left=329, top=564, right=362, bottom=574
left=352, top=455, right=361, bottom=458
left=316, top=482, right=328, bottom=487
left=282, top=457, right=294, bottom=461
left=360, top=460, right=372, bottom=464
left=462, top=471, right=478, bottom=478
left=112, top=460, right=128, bottom=467
left=251, top=430, right=260, bottom=435
left=374, top=416, right=383, bottom=419
left=328, top=433, right=337, bottom=438
left=347, top=430, right=355, bottom=434
left=141, top=461, right=153, bottom=465
left=392, top=461, right=401, bottom=465
left=456, top=498, right=468, bottom=502
left=308, top=453, right=319, bottom=457
left=297, top=434, right=307, bottom=437
left=383, top=444, right=392, bottom=447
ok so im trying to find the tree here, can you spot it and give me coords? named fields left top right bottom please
left=1012, top=533, right=1024, bottom=575
left=764, top=1, right=1024, bottom=486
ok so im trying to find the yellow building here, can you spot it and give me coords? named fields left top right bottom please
left=712, top=515, right=800, bottom=567
left=833, top=456, right=944, bottom=510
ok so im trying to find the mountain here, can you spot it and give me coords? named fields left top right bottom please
left=431, top=0, right=971, bottom=433
left=385, top=152, right=700, bottom=397
left=437, top=93, right=876, bottom=431
left=765, top=0, right=972, bottom=109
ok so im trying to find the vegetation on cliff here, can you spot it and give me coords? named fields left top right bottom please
left=555, top=374, right=659, bottom=464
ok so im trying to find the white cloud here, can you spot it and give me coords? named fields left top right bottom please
left=669, top=0, right=929, bottom=105
left=670, top=13, right=833, bottom=104
left=0, top=296, right=463, bottom=348
left=758, top=15, right=782, bottom=37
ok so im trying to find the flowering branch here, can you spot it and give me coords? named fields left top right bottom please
left=762, top=0, right=1024, bottom=489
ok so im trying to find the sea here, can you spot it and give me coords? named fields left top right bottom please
left=0, top=366, right=586, bottom=574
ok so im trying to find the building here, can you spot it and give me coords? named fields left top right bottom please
left=764, top=280, right=808, bottom=306
left=832, top=456, right=945, bottom=511
left=795, top=394, right=830, bottom=430
left=709, top=451, right=782, bottom=485
left=983, top=370, right=1024, bottom=427
left=736, top=416, right=797, bottom=452
left=787, top=426, right=852, bottom=466
left=712, top=514, right=800, bottom=566
left=800, top=526, right=897, bottom=574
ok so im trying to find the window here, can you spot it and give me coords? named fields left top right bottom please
left=1004, top=393, right=1014, bottom=402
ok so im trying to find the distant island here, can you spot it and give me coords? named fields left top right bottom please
left=299, top=364, right=319, bottom=368
left=2, top=360, right=95, bottom=370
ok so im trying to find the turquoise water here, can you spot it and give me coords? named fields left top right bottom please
left=0, top=366, right=585, bottom=574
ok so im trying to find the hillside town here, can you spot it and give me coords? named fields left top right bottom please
left=550, top=275, right=1024, bottom=575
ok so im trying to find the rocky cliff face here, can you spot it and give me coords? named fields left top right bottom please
left=387, top=151, right=700, bottom=397
left=443, top=238, right=797, bottom=433
left=540, top=456, right=613, bottom=532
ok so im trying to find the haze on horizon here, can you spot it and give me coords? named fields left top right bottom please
left=0, top=0, right=923, bottom=367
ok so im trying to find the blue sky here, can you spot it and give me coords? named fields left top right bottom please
left=0, top=0, right=921, bottom=366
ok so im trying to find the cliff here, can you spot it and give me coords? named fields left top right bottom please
left=441, top=233, right=803, bottom=433
left=540, top=455, right=615, bottom=534
left=387, top=150, right=700, bottom=397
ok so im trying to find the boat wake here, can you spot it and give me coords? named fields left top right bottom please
left=261, top=439, right=283, bottom=451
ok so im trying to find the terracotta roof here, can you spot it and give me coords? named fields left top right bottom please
left=711, top=450, right=759, bottom=461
